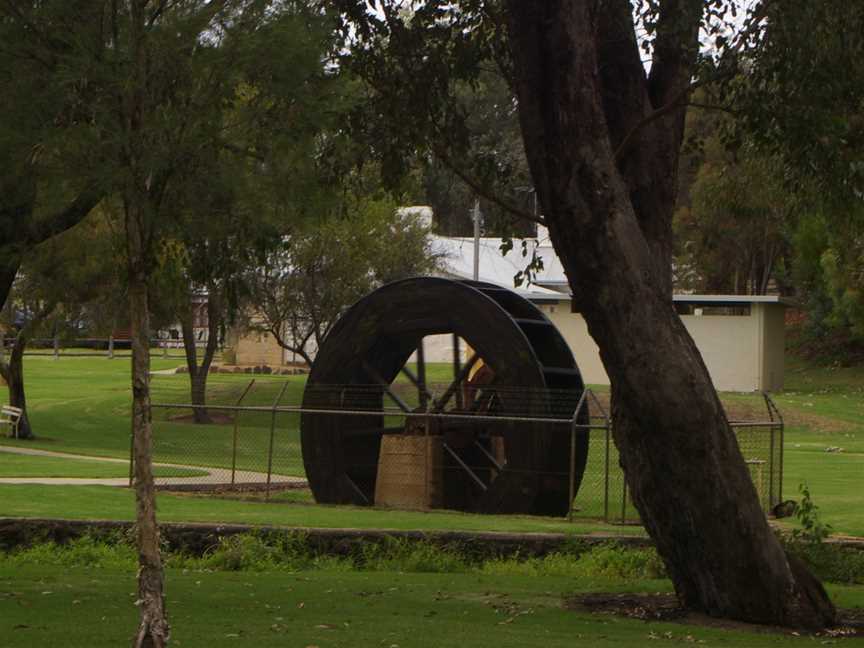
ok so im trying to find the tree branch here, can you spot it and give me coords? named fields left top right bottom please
left=24, top=183, right=103, bottom=248
left=433, top=146, right=546, bottom=226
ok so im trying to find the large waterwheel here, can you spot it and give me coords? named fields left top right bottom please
left=300, top=277, right=588, bottom=516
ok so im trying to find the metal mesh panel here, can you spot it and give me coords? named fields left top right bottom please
left=143, top=377, right=784, bottom=520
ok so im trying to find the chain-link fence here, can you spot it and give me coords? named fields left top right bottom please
left=145, top=374, right=783, bottom=523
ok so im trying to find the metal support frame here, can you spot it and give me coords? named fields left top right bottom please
left=146, top=383, right=783, bottom=525
left=230, top=379, right=256, bottom=485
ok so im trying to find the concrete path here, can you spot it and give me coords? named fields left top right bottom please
left=0, top=445, right=307, bottom=488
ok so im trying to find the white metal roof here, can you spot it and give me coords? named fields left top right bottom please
left=434, top=234, right=791, bottom=306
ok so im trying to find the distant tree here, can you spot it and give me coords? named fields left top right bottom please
left=247, top=196, right=441, bottom=366
left=721, top=2, right=864, bottom=351
left=0, top=1, right=104, bottom=316
left=674, top=138, right=794, bottom=295
left=0, top=212, right=119, bottom=439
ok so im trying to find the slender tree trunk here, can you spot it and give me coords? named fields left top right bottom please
left=180, top=291, right=220, bottom=424
left=127, top=208, right=170, bottom=648
left=505, top=1, right=834, bottom=629
left=126, top=1, right=168, bottom=643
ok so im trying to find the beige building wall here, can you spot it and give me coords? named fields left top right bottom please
left=537, top=301, right=786, bottom=392
left=229, top=328, right=285, bottom=366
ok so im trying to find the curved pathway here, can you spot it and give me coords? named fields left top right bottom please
left=0, top=445, right=307, bottom=488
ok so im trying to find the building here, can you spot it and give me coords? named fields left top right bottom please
left=434, top=230, right=788, bottom=392
left=228, top=213, right=789, bottom=391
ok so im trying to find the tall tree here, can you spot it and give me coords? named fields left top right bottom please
left=247, top=195, right=440, bottom=365
left=675, top=138, right=794, bottom=295
left=0, top=211, right=118, bottom=439
left=335, top=1, right=834, bottom=628
left=723, top=2, right=864, bottom=356
left=0, top=1, right=105, bottom=314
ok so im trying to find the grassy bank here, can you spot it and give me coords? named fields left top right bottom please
left=1, top=535, right=861, bottom=648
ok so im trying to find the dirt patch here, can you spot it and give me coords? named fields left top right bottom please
left=167, top=412, right=235, bottom=425
left=567, top=592, right=864, bottom=637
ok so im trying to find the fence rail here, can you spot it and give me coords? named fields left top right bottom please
left=142, top=376, right=784, bottom=524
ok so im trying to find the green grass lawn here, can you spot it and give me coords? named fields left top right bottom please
left=0, top=453, right=205, bottom=479
left=1, top=354, right=863, bottom=537
left=1, top=564, right=860, bottom=648
left=0, top=484, right=640, bottom=536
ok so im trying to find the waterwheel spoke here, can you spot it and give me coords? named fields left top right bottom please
left=400, top=365, right=435, bottom=410
left=362, top=361, right=411, bottom=413
left=442, top=442, right=488, bottom=491
left=452, top=334, right=463, bottom=409
left=433, top=353, right=479, bottom=413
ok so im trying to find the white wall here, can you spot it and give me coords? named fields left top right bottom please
left=537, top=302, right=786, bottom=392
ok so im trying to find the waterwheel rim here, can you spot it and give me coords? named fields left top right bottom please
left=300, top=276, right=589, bottom=516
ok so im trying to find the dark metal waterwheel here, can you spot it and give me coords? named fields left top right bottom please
left=300, top=277, right=588, bottom=516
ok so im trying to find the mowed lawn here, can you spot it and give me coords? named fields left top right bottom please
left=0, top=453, right=205, bottom=479
left=2, top=565, right=862, bottom=648
left=0, top=354, right=862, bottom=536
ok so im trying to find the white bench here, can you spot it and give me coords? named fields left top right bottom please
left=0, top=405, right=23, bottom=438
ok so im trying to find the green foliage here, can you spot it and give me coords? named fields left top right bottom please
left=3, top=534, right=136, bottom=570
left=790, top=483, right=833, bottom=546
left=246, top=194, right=443, bottom=364
left=355, top=537, right=470, bottom=573
left=675, top=134, right=794, bottom=294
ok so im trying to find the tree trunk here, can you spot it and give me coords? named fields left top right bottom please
left=180, top=290, right=220, bottom=424
left=126, top=0, right=169, bottom=638
left=0, top=259, right=19, bottom=317
left=504, top=1, right=834, bottom=629
left=0, top=301, right=56, bottom=440
left=0, top=336, right=32, bottom=439
left=127, top=210, right=170, bottom=648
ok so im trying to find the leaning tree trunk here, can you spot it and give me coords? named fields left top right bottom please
left=504, top=1, right=834, bottom=629
left=0, top=301, right=56, bottom=440
left=0, top=338, right=32, bottom=439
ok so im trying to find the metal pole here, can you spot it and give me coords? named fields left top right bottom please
left=266, top=381, right=291, bottom=500
left=568, top=414, right=577, bottom=523
left=604, top=415, right=610, bottom=523
left=472, top=200, right=481, bottom=281
left=231, top=379, right=256, bottom=486
left=128, top=425, right=135, bottom=487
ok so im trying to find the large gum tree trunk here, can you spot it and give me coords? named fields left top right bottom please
left=504, top=0, right=834, bottom=628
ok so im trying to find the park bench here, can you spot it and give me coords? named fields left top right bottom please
left=0, top=405, right=23, bottom=438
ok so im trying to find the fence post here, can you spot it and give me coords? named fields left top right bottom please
left=231, top=379, right=256, bottom=486
left=128, top=425, right=135, bottom=487
left=53, top=334, right=59, bottom=360
left=108, top=335, right=114, bottom=359
left=266, top=381, right=291, bottom=500
left=568, top=388, right=589, bottom=523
